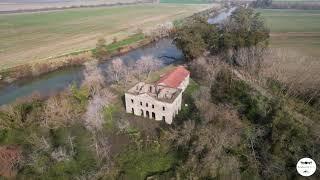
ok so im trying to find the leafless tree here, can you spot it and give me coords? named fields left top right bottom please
left=41, top=94, right=76, bottom=129
left=107, top=58, right=128, bottom=84
left=84, top=88, right=116, bottom=132
left=92, top=133, right=111, bottom=162
left=146, top=22, right=173, bottom=41
left=135, top=55, right=162, bottom=80
left=261, top=48, right=320, bottom=104
left=82, top=60, right=106, bottom=95
left=0, top=146, right=22, bottom=178
left=190, top=56, right=226, bottom=86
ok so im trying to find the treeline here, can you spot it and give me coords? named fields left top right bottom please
left=165, top=7, right=320, bottom=179
left=252, top=0, right=320, bottom=10
left=173, top=7, right=269, bottom=72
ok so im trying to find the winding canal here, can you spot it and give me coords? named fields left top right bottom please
left=0, top=8, right=236, bottom=105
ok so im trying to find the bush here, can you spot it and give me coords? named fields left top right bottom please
left=92, top=38, right=109, bottom=60
left=116, top=144, right=176, bottom=180
left=211, top=68, right=277, bottom=125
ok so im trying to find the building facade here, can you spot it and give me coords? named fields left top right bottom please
left=125, top=66, right=190, bottom=124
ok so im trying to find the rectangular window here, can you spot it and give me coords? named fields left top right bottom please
left=152, top=105, right=154, bottom=108
left=163, top=106, right=165, bottom=111
left=146, top=103, right=148, bottom=107
left=131, top=99, right=134, bottom=103
left=140, top=102, right=142, bottom=106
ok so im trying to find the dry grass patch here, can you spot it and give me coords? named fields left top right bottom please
left=0, top=4, right=210, bottom=70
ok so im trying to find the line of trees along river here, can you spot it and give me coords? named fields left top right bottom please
left=0, top=7, right=232, bottom=106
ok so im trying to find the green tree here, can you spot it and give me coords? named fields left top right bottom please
left=94, top=38, right=108, bottom=60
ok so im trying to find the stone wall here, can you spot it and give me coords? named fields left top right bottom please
left=125, top=92, right=182, bottom=124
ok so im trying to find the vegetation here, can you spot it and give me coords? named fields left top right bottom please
left=1, top=4, right=319, bottom=180
left=173, top=7, right=269, bottom=70
left=257, top=9, right=320, bottom=56
left=0, top=4, right=207, bottom=70
left=92, top=33, right=145, bottom=60
left=93, top=38, right=109, bottom=60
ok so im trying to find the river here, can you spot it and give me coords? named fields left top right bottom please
left=0, top=8, right=236, bottom=106
left=207, top=7, right=236, bottom=24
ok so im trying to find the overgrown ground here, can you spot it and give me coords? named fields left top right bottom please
left=0, top=4, right=209, bottom=70
left=257, top=9, right=320, bottom=56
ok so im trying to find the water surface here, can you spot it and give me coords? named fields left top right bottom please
left=0, top=39, right=183, bottom=105
left=0, top=7, right=235, bottom=106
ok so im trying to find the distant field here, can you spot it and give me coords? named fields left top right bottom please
left=0, top=4, right=210, bottom=70
left=160, top=0, right=211, bottom=3
left=0, top=0, right=151, bottom=12
left=258, top=9, right=320, bottom=56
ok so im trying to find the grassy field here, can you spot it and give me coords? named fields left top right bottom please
left=0, top=0, right=144, bottom=12
left=0, top=4, right=209, bottom=70
left=258, top=9, right=320, bottom=56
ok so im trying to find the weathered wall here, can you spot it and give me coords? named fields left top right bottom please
left=125, top=92, right=182, bottom=124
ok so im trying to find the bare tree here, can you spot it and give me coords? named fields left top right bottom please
left=84, top=88, right=116, bottom=132
left=261, top=48, right=320, bottom=104
left=82, top=60, right=106, bottom=95
left=135, top=55, right=162, bottom=80
left=190, top=56, right=226, bottom=86
left=0, top=146, right=22, bottom=178
left=107, top=58, right=128, bottom=84
left=41, top=94, right=75, bottom=129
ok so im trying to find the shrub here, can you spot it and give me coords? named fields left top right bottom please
left=93, top=38, right=109, bottom=60
left=211, top=68, right=276, bottom=124
left=116, top=144, right=176, bottom=180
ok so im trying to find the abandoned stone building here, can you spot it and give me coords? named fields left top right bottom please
left=125, top=66, right=190, bottom=124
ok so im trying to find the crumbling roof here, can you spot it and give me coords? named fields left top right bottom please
left=127, top=82, right=181, bottom=103
left=157, top=66, right=189, bottom=88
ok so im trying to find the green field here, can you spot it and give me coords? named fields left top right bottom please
left=0, top=4, right=209, bottom=70
left=160, top=0, right=211, bottom=3
left=258, top=9, right=320, bottom=56
left=257, top=9, right=320, bottom=32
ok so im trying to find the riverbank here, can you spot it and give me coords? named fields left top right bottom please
left=0, top=4, right=221, bottom=85
left=0, top=5, right=227, bottom=105
left=0, top=33, right=152, bottom=85
left=0, top=4, right=211, bottom=72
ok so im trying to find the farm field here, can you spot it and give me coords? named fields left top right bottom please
left=258, top=9, right=320, bottom=56
left=0, top=0, right=148, bottom=12
left=0, top=4, right=210, bottom=70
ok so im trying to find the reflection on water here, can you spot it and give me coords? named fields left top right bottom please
left=0, top=7, right=236, bottom=106
left=208, top=7, right=236, bottom=24
left=0, top=39, right=183, bottom=105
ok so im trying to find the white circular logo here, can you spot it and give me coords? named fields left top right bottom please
left=296, top=158, right=316, bottom=177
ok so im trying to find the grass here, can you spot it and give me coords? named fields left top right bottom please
left=117, top=144, right=176, bottom=179
left=146, top=65, right=176, bottom=83
left=257, top=9, right=320, bottom=32
left=257, top=9, right=320, bottom=56
left=106, top=33, right=145, bottom=52
left=184, top=78, right=199, bottom=96
left=0, top=4, right=209, bottom=70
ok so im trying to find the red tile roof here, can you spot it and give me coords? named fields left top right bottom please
left=157, top=66, right=190, bottom=88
